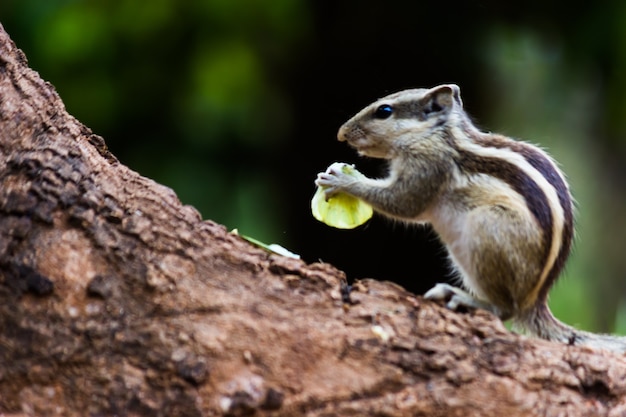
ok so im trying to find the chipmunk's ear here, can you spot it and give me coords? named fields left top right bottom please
left=421, top=84, right=462, bottom=117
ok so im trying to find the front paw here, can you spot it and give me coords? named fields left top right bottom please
left=315, top=162, right=356, bottom=199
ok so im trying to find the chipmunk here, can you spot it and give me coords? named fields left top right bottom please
left=316, top=84, right=626, bottom=352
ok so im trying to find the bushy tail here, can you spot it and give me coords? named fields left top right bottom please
left=517, top=304, right=626, bottom=353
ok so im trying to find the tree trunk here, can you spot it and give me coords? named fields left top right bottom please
left=1, top=24, right=625, bottom=417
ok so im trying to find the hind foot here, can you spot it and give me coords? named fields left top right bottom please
left=424, top=283, right=500, bottom=316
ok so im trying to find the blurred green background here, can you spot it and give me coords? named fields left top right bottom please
left=2, top=0, right=626, bottom=334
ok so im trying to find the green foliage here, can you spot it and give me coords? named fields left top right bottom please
left=1, top=0, right=310, bottom=244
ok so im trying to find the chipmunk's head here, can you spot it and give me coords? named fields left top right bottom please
left=337, top=84, right=463, bottom=159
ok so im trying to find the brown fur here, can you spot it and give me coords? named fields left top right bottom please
left=316, top=84, right=626, bottom=352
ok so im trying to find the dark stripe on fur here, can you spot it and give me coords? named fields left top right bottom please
left=452, top=149, right=554, bottom=278
left=473, top=134, right=574, bottom=304
left=389, top=99, right=428, bottom=121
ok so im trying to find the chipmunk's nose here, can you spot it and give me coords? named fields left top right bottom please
left=337, top=124, right=349, bottom=142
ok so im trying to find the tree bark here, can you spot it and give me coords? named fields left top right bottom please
left=1, top=24, right=626, bottom=417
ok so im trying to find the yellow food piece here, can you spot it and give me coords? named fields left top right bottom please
left=311, top=165, right=373, bottom=229
left=311, top=188, right=373, bottom=229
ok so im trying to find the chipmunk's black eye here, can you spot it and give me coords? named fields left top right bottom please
left=374, top=104, right=393, bottom=119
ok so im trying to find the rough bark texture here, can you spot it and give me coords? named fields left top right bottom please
left=1, top=24, right=626, bottom=417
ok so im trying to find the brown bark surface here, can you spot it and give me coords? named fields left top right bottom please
left=1, top=24, right=626, bottom=417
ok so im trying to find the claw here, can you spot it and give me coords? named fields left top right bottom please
left=424, top=283, right=498, bottom=316
left=315, top=172, right=333, bottom=186
left=424, top=283, right=457, bottom=301
left=315, top=171, right=344, bottom=199
left=315, top=163, right=360, bottom=202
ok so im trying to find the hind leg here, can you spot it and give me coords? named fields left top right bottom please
left=427, top=202, right=543, bottom=320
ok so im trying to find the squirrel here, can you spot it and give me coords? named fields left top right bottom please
left=316, top=84, right=626, bottom=352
